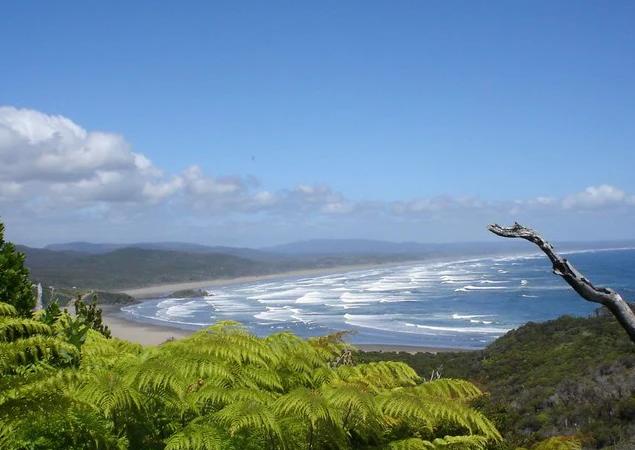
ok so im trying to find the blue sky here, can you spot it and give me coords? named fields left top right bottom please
left=1, top=1, right=634, bottom=246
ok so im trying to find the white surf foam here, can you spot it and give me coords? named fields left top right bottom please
left=455, top=285, right=507, bottom=292
left=254, top=306, right=309, bottom=323
left=452, top=313, right=492, bottom=320
left=340, top=292, right=381, bottom=303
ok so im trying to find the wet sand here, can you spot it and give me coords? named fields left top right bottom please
left=117, top=262, right=413, bottom=299
left=102, top=305, right=469, bottom=353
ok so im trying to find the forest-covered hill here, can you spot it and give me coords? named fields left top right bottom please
left=18, top=244, right=418, bottom=291
left=359, top=313, right=635, bottom=449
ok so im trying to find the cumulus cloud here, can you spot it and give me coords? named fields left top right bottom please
left=0, top=106, right=176, bottom=206
left=562, top=185, right=635, bottom=210
left=1, top=105, right=634, bottom=236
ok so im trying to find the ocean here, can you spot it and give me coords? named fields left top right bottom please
left=121, top=248, right=635, bottom=349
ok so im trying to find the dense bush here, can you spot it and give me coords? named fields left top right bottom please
left=0, top=310, right=502, bottom=449
left=0, top=223, right=35, bottom=316
left=359, top=315, right=635, bottom=449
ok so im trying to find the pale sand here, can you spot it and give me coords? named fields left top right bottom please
left=102, top=305, right=469, bottom=352
left=117, top=262, right=413, bottom=299
left=102, top=305, right=193, bottom=345
left=106, top=261, right=474, bottom=352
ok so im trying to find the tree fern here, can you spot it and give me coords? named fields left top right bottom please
left=0, top=301, right=18, bottom=317
left=0, top=335, right=78, bottom=373
left=1, top=319, right=504, bottom=449
left=414, top=378, right=484, bottom=402
left=164, top=418, right=225, bottom=450
left=0, top=317, right=52, bottom=341
left=215, top=398, right=283, bottom=443
left=527, top=436, right=583, bottom=450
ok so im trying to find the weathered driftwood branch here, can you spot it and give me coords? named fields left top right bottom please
left=488, top=222, right=635, bottom=343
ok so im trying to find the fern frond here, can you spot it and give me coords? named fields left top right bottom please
left=0, top=335, right=78, bottom=373
left=378, top=388, right=501, bottom=441
left=76, top=368, right=144, bottom=418
left=388, top=438, right=435, bottom=449
left=414, top=378, right=483, bottom=402
left=274, top=387, right=341, bottom=426
left=337, top=361, right=420, bottom=389
left=428, top=435, right=490, bottom=449
left=235, top=365, right=283, bottom=391
left=215, top=398, right=282, bottom=441
left=0, top=302, right=17, bottom=317
left=322, top=381, right=377, bottom=423
left=531, top=436, right=582, bottom=450
left=0, top=317, right=52, bottom=341
left=128, top=353, right=187, bottom=396
left=165, top=417, right=225, bottom=450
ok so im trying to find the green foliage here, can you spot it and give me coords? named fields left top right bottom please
left=358, top=314, right=635, bottom=449
left=73, top=295, right=112, bottom=338
left=529, top=436, right=583, bottom=450
left=20, top=243, right=412, bottom=291
left=0, top=320, right=501, bottom=449
left=0, top=223, right=36, bottom=316
left=39, top=300, right=62, bottom=325
left=0, top=301, right=78, bottom=376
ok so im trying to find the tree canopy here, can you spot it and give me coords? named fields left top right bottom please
left=0, top=222, right=35, bottom=316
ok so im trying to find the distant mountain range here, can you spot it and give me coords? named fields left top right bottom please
left=45, top=241, right=277, bottom=261
left=47, top=238, right=529, bottom=258
left=21, top=238, right=635, bottom=292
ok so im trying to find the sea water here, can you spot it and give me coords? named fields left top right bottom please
left=122, top=248, right=635, bottom=349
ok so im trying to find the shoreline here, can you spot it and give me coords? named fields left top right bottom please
left=105, top=254, right=524, bottom=350
left=118, top=260, right=419, bottom=299
left=115, top=248, right=543, bottom=300
left=102, top=304, right=193, bottom=345
left=101, top=305, right=472, bottom=353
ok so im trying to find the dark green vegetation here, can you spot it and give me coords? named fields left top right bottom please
left=21, top=238, right=635, bottom=293
left=1, top=226, right=508, bottom=449
left=19, top=246, right=267, bottom=290
left=169, top=288, right=209, bottom=298
left=19, top=244, right=417, bottom=291
left=41, top=287, right=136, bottom=307
left=359, top=314, right=635, bottom=449
left=0, top=223, right=621, bottom=450
left=2, top=311, right=504, bottom=449
left=0, top=224, right=36, bottom=315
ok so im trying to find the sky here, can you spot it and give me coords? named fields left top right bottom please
left=1, top=1, right=634, bottom=247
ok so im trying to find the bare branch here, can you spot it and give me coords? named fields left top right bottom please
left=488, top=222, right=635, bottom=343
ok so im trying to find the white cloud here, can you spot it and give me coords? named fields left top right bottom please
left=562, top=185, right=635, bottom=210
left=1, top=105, right=635, bottom=240
left=0, top=106, right=176, bottom=207
left=392, top=195, right=486, bottom=214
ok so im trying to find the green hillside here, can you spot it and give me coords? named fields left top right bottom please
left=359, top=313, right=635, bottom=449
left=19, top=246, right=267, bottom=290
left=18, top=245, right=416, bottom=291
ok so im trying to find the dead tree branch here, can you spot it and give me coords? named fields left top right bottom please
left=487, top=222, right=635, bottom=343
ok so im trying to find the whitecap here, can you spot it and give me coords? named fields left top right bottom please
left=254, top=306, right=309, bottom=323
left=295, top=292, right=327, bottom=304
left=455, top=285, right=507, bottom=292
left=413, top=324, right=510, bottom=334
left=452, top=313, right=493, bottom=320
left=340, top=292, right=381, bottom=303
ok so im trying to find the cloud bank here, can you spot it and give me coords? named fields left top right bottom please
left=1, top=105, right=634, bottom=245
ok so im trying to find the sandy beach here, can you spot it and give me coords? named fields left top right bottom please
left=102, top=304, right=468, bottom=353
left=118, top=261, right=415, bottom=299
left=103, top=259, right=497, bottom=352
left=101, top=305, right=193, bottom=345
